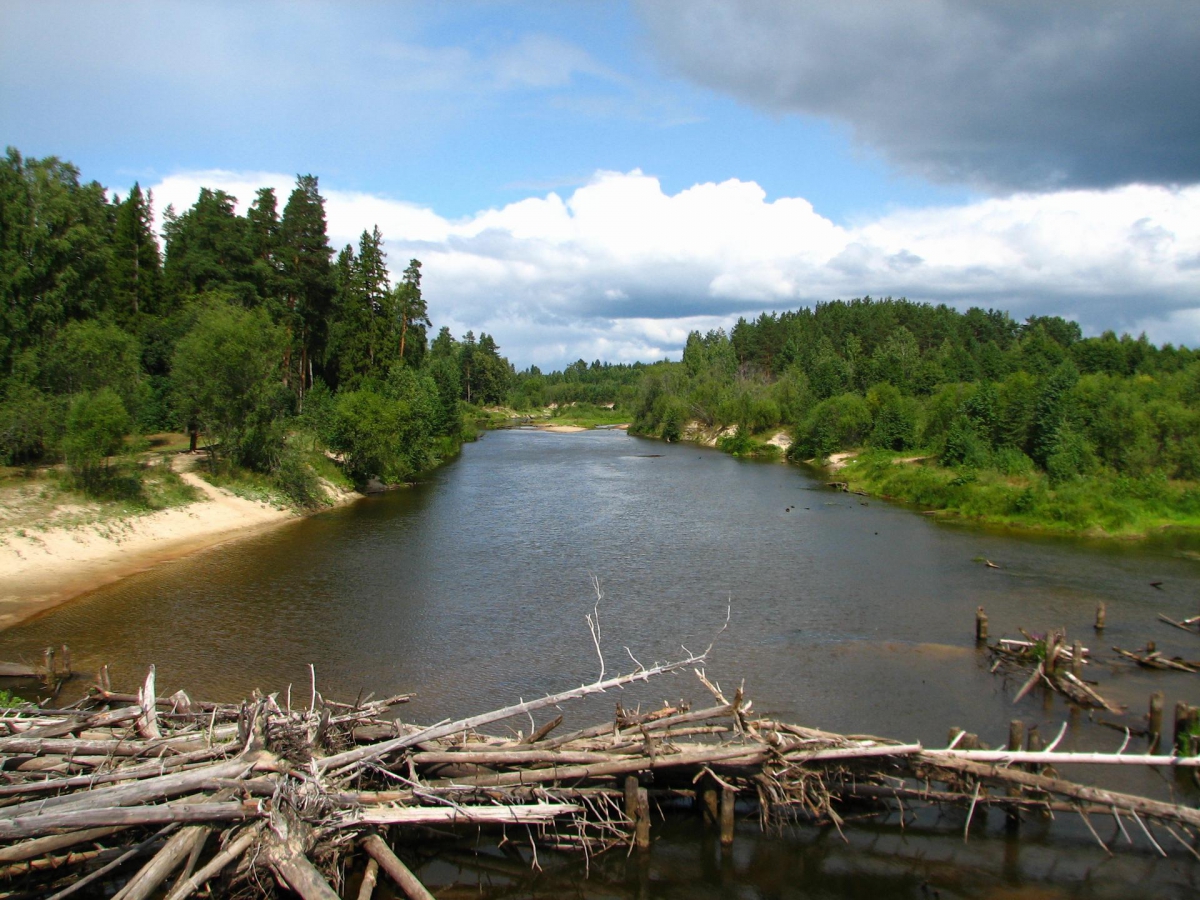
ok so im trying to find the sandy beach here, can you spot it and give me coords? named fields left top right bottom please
left=0, top=464, right=359, bottom=632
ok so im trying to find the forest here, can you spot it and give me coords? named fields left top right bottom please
left=593, top=301, right=1200, bottom=533
left=6, top=146, right=1200, bottom=535
left=0, top=148, right=513, bottom=505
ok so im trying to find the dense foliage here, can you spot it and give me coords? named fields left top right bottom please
left=611, top=298, right=1200, bottom=531
left=0, top=148, right=513, bottom=501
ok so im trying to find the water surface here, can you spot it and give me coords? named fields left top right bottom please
left=5, top=429, right=1200, bottom=896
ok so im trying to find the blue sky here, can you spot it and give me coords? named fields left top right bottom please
left=3, top=1, right=1199, bottom=368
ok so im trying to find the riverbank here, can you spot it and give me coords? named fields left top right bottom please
left=0, top=455, right=361, bottom=631
left=823, top=449, right=1200, bottom=540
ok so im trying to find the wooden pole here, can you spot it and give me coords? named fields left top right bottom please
left=1094, top=602, right=1106, bottom=631
left=1149, top=692, right=1164, bottom=752
left=1071, top=641, right=1083, bottom=678
left=975, top=607, right=989, bottom=643
left=1006, top=720, right=1024, bottom=828
left=362, top=834, right=435, bottom=900
left=624, top=775, right=639, bottom=822
left=635, top=788, right=651, bottom=849
left=1174, top=701, right=1191, bottom=754
left=702, top=783, right=719, bottom=825
left=719, top=787, right=735, bottom=845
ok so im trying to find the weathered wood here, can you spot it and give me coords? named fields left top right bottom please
left=635, top=787, right=651, bottom=849
left=164, top=825, right=261, bottom=900
left=0, top=801, right=261, bottom=840
left=138, top=665, right=162, bottom=740
left=719, top=787, right=735, bottom=845
left=340, top=803, right=582, bottom=827
left=44, top=826, right=176, bottom=900
left=356, top=858, right=380, bottom=900
left=113, top=824, right=208, bottom=900
left=975, top=606, right=988, bottom=642
left=917, top=753, right=1200, bottom=828
left=1095, top=602, right=1106, bottom=630
left=270, top=849, right=340, bottom=900
left=0, top=744, right=231, bottom=798
left=1158, top=612, right=1200, bottom=634
left=1149, top=691, right=1165, bottom=750
left=624, top=774, right=639, bottom=821
left=0, top=825, right=128, bottom=864
left=923, top=747, right=1200, bottom=768
left=316, top=652, right=709, bottom=773
left=0, top=705, right=142, bottom=745
left=444, top=744, right=769, bottom=788
left=363, top=834, right=436, bottom=900
left=2, top=757, right=257, bottom=819
left=520, top=714, right=563, bottom=744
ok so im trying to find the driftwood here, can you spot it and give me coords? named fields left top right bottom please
left=4, top=653, right=1200, bottom=897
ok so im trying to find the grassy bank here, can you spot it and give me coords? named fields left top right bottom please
left=831, top=450, right=1200, bottom=538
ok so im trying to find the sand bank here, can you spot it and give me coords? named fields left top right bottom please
left=0, top=465, right=358, bottom=632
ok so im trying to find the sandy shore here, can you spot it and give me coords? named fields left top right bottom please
left=0, top=465, right=359, bottom=632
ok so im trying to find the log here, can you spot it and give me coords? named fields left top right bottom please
left=316, top=652, right=708, bottom=773
left=357, top=858, right=380, bottom=900
left=1158, top=613, right=1199, bottom=634
left=269, top=849, right=340, bottom=900
left=114, top=825, right=208, bottom=900
left=520, top=714, right=563, bottom=744
left=0, top=744, right=231, bottom=798
left=2, top=757, right=257, bottom=819
left=164, top=825, right=261, bottom=900
left=362, top=834, right=436, bottom=900
left=44, top=826, right=176, bottom=900
left=0, top=801, right=262, bottom=840
left=0, top=705, right=142, bottom=744
left=921, top=747, right=1200, bottom=768
left=917, top=753, right=1200, bottom=828
left=0, top=825, right=128, bottom=864
left=340, top=803, right=582, bottom=827
left=444, top=744, right=769, bottom=788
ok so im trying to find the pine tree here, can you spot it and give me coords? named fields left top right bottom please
left=394, top=258, right=429, bottom=366
left=109, top=183, right=162, bottom=322
left=161, top=188, right=255, bottom=306
left=246, top=187, right=281, bottom=303
left=279, top=175, right=334, bottom=397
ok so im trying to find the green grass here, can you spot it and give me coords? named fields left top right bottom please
left=717, top=430, right=783, bottom=460
left=0, top=689, right=26, bottom=708
left=202, top=466, right=292, bottom=509
left=834, top=450, right=1200, bottom=538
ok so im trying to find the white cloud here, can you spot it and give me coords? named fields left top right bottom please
left=149, top=170, right=1200, bottom=368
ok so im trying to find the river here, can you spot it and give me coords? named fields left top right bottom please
left=5, top=428, right=1200, bottom=897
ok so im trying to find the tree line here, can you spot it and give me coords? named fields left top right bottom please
left=0, top=148, right=513, bottom=500
left=623, top=299, right=1200, bottom=483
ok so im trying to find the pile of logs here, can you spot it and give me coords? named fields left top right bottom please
left=4, top=650, right=1200, bottom=899
left=985, top=624, right=1123, bottom=713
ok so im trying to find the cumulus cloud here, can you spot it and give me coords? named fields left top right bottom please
left=149, top=169, right=1200, bottom=368
left=635, top=0, right=1200, bottom=191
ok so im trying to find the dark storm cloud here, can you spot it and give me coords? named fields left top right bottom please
left=637, top=0, right=1200, bottom=191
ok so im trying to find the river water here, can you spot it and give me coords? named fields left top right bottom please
left=5, top=429, right=1200, bottom=897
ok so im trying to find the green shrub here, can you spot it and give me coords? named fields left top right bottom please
left=63, top=388, right=132, bottom=489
